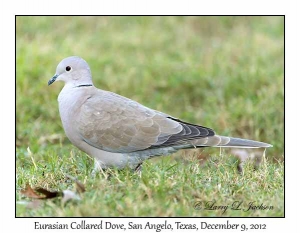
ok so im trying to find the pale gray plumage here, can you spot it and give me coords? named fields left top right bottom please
left=48, top=56, right=272, bottom=170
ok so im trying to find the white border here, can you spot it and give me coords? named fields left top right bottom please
left=3, top=0, right=299, bottom=232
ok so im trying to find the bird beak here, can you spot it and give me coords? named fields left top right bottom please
left=48, top=74, right=59, bottom=86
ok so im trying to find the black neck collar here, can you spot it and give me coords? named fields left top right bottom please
left=75, top=84, right=93, bottom=88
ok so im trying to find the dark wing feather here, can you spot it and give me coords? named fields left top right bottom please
left=148, top=117, right=215, bottom=149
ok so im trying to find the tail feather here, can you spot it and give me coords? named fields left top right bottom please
left=188, top=135, right=272, bottom=148
left=218, top=136, right=272, bottom=148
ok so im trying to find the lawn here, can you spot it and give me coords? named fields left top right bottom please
left=16, top=16, right=284, bottom=217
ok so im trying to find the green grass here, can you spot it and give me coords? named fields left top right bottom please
left=16, top=16, right=284, bottom=217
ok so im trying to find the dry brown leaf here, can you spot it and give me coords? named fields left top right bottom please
left=20, top=177, right=85, bottom=206
left=20, top=184, right=61, bottom=199
left=35, top=187, right=61, bottom=198
left=20, top=184, right=45, bottom=199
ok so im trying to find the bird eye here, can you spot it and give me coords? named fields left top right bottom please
left=66, top=66, right=71, bottom=71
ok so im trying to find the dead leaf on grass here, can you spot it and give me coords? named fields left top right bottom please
left=20, top=184, right=46, bottom=199
left=35, top=187, right=61, bottom=198
left=19, top=176, right=86, bottom=207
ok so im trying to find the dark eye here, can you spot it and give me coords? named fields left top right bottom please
left=66, top=66, right=71, bottom=71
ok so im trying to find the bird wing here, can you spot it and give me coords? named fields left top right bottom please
left=75, top=90, right=215, bottom=153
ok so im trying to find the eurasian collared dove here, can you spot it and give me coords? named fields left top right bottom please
left=48, top=56, right=272, bottom=171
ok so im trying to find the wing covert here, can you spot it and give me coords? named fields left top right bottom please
left=76, top=90, right=215, bottom=153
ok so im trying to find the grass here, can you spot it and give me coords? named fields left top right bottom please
left=16, top=16, right=284, bottom=217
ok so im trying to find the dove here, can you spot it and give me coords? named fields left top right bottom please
left=48, top=56, right=272, bottom=171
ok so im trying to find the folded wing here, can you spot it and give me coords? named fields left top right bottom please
left=76, top=90, right=216, bottom=153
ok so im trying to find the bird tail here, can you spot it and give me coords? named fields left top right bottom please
left=183, top=135, right=272, bottom=149
left=216, top=135, right=272, bottom=148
